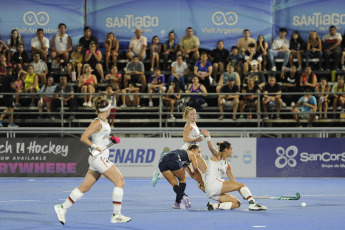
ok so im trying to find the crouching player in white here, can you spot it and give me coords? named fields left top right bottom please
left=200, top=129, right=267, bottom=211
left=54, top=97, right=131, bottom=224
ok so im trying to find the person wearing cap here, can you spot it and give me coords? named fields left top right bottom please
left=243, top=43, right=262, bottom=74
left=242, top=60, right=266, bottom=89
left=218, top=77, right=240, bottom=120
left=268, top=28, right=290, bottom=71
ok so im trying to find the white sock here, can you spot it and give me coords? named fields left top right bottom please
left=219, top=202, right=233, bottom=210
left=113, top=187, right=123, bottom=215
left=62, top=188, right=84, bottom=209
left=240, top=187, right=255, bottom=203
left=158, top=173, right=163, bottom=179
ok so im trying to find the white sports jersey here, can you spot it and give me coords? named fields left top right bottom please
left=90, top=118, right=111, bottom=149
left=54, top=33, right=69, bottom=52
left=205, top=157, right=229, bottom=181
left=182, top=122, right=200, bottom=149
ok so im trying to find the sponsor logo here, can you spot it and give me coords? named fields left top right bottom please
left=212, top=11, right=238, bottom=26
left=23, top=11, right=49, bottom=26
left=106, top=15, right=159, bottom=29
left=292, top=13, right=345, bottom=28
left=275, top=146, right=298, bottom=168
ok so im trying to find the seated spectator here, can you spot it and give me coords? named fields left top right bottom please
left=0, top=54, right=8, bottom=78
left=179, top=27, right=200, bottom=61
left=19, top=65, right=40, bottom=107
left=100, top=85, right=117, bottom=127
left=67, top=44, right=83, bottom=81
left=218, top=77, right=239, bottom=120
left=242, top=60, right=266, bottom=90
left=268, top=27, right=290, bottom=71
left=291, top=89, right=317, bottom=127
left=120, top=81, right=141, bottom=108
left=104, top=32, right=119, bottom=71
left=30, top=52, right=48, bottom=86
left=209, top=40, right=229, bottom=83
left=186, top=76, right=208, bottom=116
left=105, top=65, right=122, bottom=102
left=162, top=80, right=182, bottom=119
left=12, top=44, right=29, bottom=71
left=38, top=76, right=56, bottom=119
left=237, top=29, right=256, bottom=57
left=126, top=28, right=147, bottom=61
left=163, top=31, right=179, bottom=70
left=52, top=76, right=75, bottom=120
left=148, top=67, right=166, bottom=107
left=31, top=28, right=49, bottom=61
left=78, top=65, right=98, bottom=107
left=239, top=76, right=260, bottom=119
left=7, top=29, right=23, bottom=63
left=262, top=76, right=282, bottom=120
left=299, top=66, right=317, bottom=92
left=280, top=65, right=300, bottom=105
left=14, top=70, right=24, bottom=107
left=150, top=36, right=161, bottom=71
left=331, top=75, right=345, bottom=118
left=316, top=78, right=330, bottom=119
left=216, top=64, right=240, bottom=93
left=322, top=25, right=342, bottom=71
left=194, top=52, right=213, bottom=90
left=256, top=35, right=268, bottom=71
left=289, top=31, right=305, bottom=71
left=228, top=46, right=243, bottom=78
left=79, top=26, right=98, bottom=54
left=168, top=55, right=190, bottom=91
left=243, top=42, right=263, bottom=74
left=0, top=39, right=9, bottom=56
left=123, top=55, right=146, bottom=91
left=306, top=31, right=323, bottom=70
left=85, top=41, right=104, bottom=82
left=50, top=23, right=72, bottom=64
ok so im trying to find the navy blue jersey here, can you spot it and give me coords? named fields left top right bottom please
left=159, top=149, right=190, bottom=167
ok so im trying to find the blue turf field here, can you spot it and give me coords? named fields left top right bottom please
left=0, top=177, right=344, bottom=230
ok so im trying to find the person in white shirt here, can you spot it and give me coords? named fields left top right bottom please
left=30, top=52, right=48, bottom=86
left=268, top=28, right=290, bottom=71
left=126, top=28, right=147, bottom=61
left=322, top=25, right=342, bottom=71
left=31, top=28, right=49, bottom=61
left=167, top=55, right=190, bottom=90
left=50, top=23, right=72, bottom=63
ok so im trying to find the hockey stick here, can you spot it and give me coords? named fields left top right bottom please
left=253, top=192, right=300, bottom=200
left=89, top=135, right=120, bottom=156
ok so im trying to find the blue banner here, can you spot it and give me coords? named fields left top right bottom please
left=257, top=138, right=345, bottom=177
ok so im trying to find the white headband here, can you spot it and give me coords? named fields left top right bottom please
left=98, top=101, right=111, bottom=112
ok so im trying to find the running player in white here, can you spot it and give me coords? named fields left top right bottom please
left=201, top=129, right=267, bottom=211
left=54, top=97, right=131, bottom=225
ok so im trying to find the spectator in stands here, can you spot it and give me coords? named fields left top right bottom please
left=148, top=67, right=166, bottom=107
left=168, top=55, right=190, bottom=91
left=0, top=54, right=7, bottom=78
left=216, top=64, right=240, bottom=93
left=322, top=25, right=342, bottom=71
left=289, top=31, right=305, bottom=71
left=280, top=65, right=299, bottom=105
left=218, top=77, right=239, bottom=120
left=291, top=89, right=317, bottom=127
left=12, top=44, right=29, bottom=71
left=341, top=30, right=345, bottom=71
left=0, top=39, right=9, bottom=56
left=85, top=41, right=104, bottom=82
left=52, top=75, right=75, bottom=120
left=316, top=78, right=330, bottom=119
left=120, top=81, right=141, bottom=108
left=100, top=85, right=117, bottom=127
left=194, top=52, right=213, bottom=90
left=149, top=35, right=161, bottom=72
left=237, top=29, right=256, bottom=57
left=38, top=76, right=56, bottom=119
left=79, top=26, right=98, bottom=54
left=186, top=76, right=208, bottom=116
left=7, top=29, right=23, bottom=63
left=105, top=65, right=122, bottom=102
left=20, top=65, right=40, bottom=107
left=228, top=46, right=243, bottom=78
left=256, top=35, right=268, bottom=71
left=306, top=31, right=323, bottom=70
left=239, top=76, right=260, bottom=119
left=331, top=75, right=345, bottom=118
left=299, top=66, right=317, bottom=92
left=243, top=43, right=262, bottom=74
left=179, top=27, right=200, bottom=61
left=67, top=44, right=83, bottom=81
left=162, top=80, right=182, bottom=119
left=123, top=55, right=146, bottom=91
left=262, top=76, right=282, bottom=120
left=104, top=32, right=119, bottom=71
left=78, top=65, right=98, bottom=107
left=14, top=69, right=24, bottom=108
left=163, top=31, right=179, bottom=70
left=242, top=60, right=266, bottom=90
left=268, top=27, right=290, bottom=71
left=30, top=52, right=48, bottom=86
left=31, top=28, right=49, bottom=61
left=127, top=28, right=147, bottom=61
left=0, top=65, right=18, bottom=127
left=209, top=40, right=229, bottom=83
left=50, top=23, right=72, bottom=64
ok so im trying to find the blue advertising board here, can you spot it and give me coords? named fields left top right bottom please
left=257, top=138, right=345, bottom=177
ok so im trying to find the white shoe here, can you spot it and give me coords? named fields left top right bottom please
left=342, top=65, right=345, bottom=71
left=87, top=102, right=92, bottom=107
left=182, top=195, right=191, bottom=209
left=249, top=203, right=267, bottom=211
left=150, top=67, right=154, bottom=72
left=111, top=214, right=131, bottom=223
left=281, top=101, right=286, bottom=107
left=83, top=102, right=87, bottom=107
left=172, top=202, right=186, bottom=209
left=207, top=202, right=218, bottom=211
left=120, top=104, right=127, bottom=108
left=271, top=66, right=276, bottom=71
left=54, top=204, right=66, bottom=225
left=170, top=114, right=175, bottom=119
left=149, top=101, right=153, bottom=107
left=137, top=104, right=141, bottom=108
left=291, top=102, right=295, bottom=107
left=297, top=66, right=302, bottom=71
left=151, top=171, right=160, bottom=187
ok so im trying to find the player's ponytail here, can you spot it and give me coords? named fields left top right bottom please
left=216, top=141, right=231, bottom=152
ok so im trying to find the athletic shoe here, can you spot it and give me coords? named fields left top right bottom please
left=0, top=120, right=3, bottom=127
left=137, top=104, right=141, bottom=108
left=87, top=102, right=92, bottom=107
left=83, top=102, right=87, bottom=107
left=182, top=195, right=192, bottom=209
left=207, top=202, right=218, bottom=211
left=151, top=171, right=160, bottom=187
left=149, top=101, right=153, bottom=107
left=8, top=123, right=19, bottom=128
left=120, top=104, right=127, bottom=108
left=271, top=66, right=277, bottom=71
left=54, top=204, right=66, bottom=225
left=249, top=203, right=267, bottom=211
left=172, top=202, right=186, bottom=209
left=111, top=214, right=131, bottom=223
left=170, top=114, right=175, bottom=119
